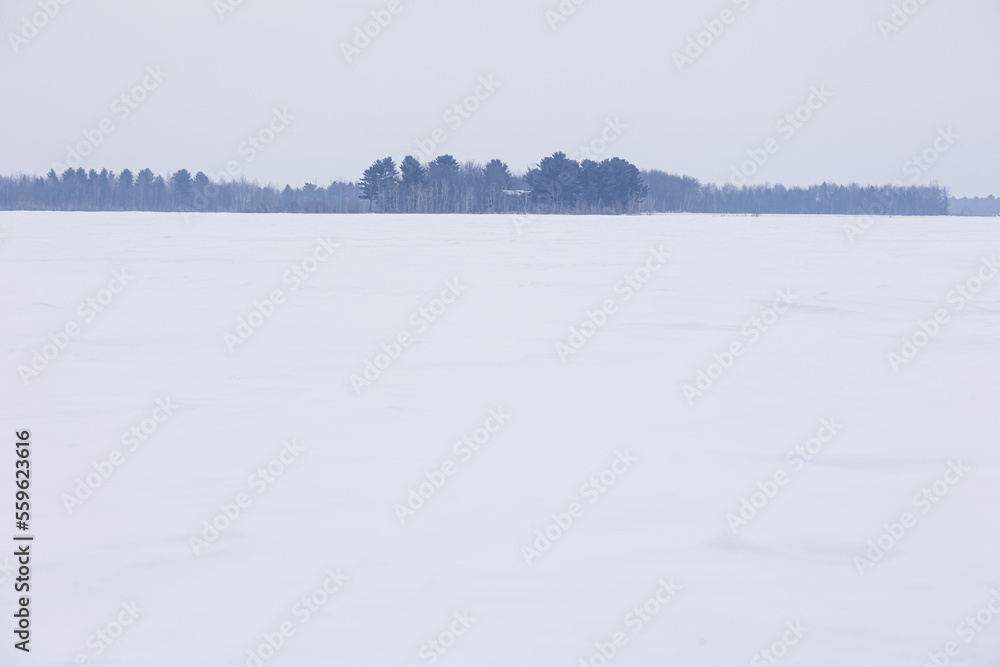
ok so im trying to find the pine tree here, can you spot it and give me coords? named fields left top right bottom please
left=170, top=169, right=194, bottom=210
left=400, top=156, right=426, bottom=213
left=427, top=155, right=459, bottom=213
left=483, top=159, right=512, bottom=212
left=117, top=169, right=134, bottom=210
left=525, top=152, right=581, bottom=213
left=359, top=157, right=400, bottom=212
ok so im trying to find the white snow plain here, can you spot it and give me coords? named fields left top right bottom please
left=2, top=211, right=1000, bottom=667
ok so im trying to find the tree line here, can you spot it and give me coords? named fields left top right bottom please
left=950, top=196, right=1000, bottom=217
left=0, top=167, right=361, bottom=214
left=358, top=153, right=648, bottom=214
left=0, top=153, right=952, bottom=216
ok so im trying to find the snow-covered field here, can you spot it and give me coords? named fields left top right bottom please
left=3, top=211, right=1000, bottom=667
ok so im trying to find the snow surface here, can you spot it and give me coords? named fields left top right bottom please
left=2, top=211, right=1000, bottom=667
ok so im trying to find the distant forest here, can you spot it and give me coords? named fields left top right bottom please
left=950, top=196, right=1000, bottom=217
left=0, top=151, right=969, bottom=217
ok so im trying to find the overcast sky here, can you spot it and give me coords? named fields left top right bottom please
left=2, top=0, right=997, bottom=196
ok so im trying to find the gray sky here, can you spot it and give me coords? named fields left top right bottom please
left=2, top=0, right=998, bottom=196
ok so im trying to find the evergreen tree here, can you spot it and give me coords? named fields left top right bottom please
left=86, top=169, right=99, bottom=209
left=525, top=152, right=581, bottom=213
left=193, top=171, right=211, bottom=211
left=359, top=157, right=399, bottom=212
left=117, top=169, right=134, bottom=210
left=427, top=155, right=459, bottom=213
left=483, top=159, right=512, bottom=212
left=136, top=169, right=154, bottom=210
left=400, top=156, right=426, bottom=213
left=280, top=184, right=297, bottom=212
left=97, top=169, right=112, bottom=209
left=597, top=158, right=647, bottom=213
left=171, top=169, right=194, bottom=210
left=578, top=160, right=602, bottom=209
